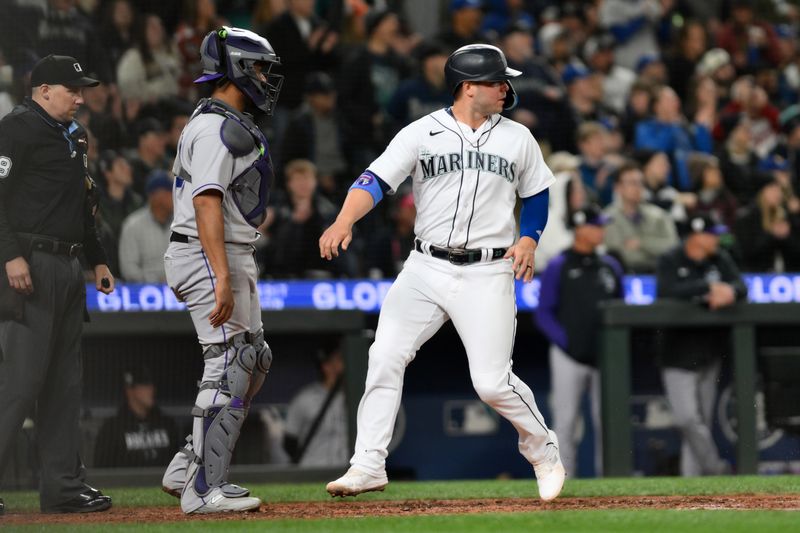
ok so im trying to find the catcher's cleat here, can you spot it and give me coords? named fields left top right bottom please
left=326, top=468, right=388, bottom=497
left=162, top=482, right=250, bottom=500
left=185, top=488, right=261, bottom=514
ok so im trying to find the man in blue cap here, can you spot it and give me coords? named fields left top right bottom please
left=118, top=170, right=174, bottom=283
left=437, top=0, right=485, bottom=50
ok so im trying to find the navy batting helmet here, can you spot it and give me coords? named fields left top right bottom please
left=195, top=27, right=284, bottom=115
left=444, top=44, right=521, bottom=110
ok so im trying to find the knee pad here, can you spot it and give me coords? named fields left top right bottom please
left=246, top=329, right=272, bottom=399
left=251, top=328, right=273, bottom=374
left=201, top=332, right=269, bottom=400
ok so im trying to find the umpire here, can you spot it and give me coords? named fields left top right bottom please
left=0, top=55, right=114, bottom=514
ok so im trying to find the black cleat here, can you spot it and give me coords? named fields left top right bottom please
left=43, top=488, right=112, bottom=514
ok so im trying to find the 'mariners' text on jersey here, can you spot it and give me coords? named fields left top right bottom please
left=420, top=150, right=517, bottom=182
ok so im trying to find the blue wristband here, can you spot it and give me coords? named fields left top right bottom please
left=520, top=189, right=549, bottom=242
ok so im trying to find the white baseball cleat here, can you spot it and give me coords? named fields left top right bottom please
left=326, top=468, right=389, bottom=497
left=182, top=487, right=261, bottom=514
left=533, top=430, right=566, bottom=502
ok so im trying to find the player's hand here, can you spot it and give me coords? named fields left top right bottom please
left=210, top=277, right=234, bottom=328
left=319, top=219, right=353, bottom=260
left=94, top=264, right=115, bottom=294
left=504, top=236, right=537, bottom=283
left=707, top=282, right=736, bottom=310
left=6, top=256, right=33, bottom=295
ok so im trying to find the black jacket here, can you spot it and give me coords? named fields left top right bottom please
left=0, top=98, right=106, bottom=266
left=656, top=245, right=748, bottom=369
left=94, top=403, right=180, bottom=468
left=536, top=249, right=625, bottom=366
left=734, top=204, right=800, bottom=273
left=261, top=12, right=339, bottom=110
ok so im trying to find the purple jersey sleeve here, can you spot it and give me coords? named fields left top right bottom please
left=535, top=252, right=569, bottom=350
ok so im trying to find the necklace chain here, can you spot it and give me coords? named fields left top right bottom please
left=453, top=116, right=492, bottom=149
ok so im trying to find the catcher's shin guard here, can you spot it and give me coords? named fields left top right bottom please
left=190, top=331, right=272, bottom=494
left=192, top=402, right=246, bottom=493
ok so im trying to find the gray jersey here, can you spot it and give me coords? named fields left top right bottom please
left=171, top=112, right=260, bottom=244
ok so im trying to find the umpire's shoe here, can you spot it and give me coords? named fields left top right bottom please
left=533, top=430, right=566, bottom=502
left=326, top=468, right=388, bottom=497
left=43, top=488, right=112, bottom=514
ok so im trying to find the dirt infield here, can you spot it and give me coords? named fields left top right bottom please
left=3, top=494, right=799, bottom=526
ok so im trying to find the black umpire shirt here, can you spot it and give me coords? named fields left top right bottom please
left=655, top=245, right=748, bottom=369
left=0, top=97, right=106, bottom=266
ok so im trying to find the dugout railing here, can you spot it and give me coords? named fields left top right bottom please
left=600, top=301, right=800, bottom=477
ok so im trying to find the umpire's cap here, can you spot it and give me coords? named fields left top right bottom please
left=31, top=54, right=99, bottom=87
left=445, top=44, right=520, bottom=110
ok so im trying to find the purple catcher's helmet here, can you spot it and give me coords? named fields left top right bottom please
left=195, top=26, right=284, bottom=115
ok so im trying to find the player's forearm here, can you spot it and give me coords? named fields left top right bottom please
left=194, top=193, right=230, bottom=281
left=335, top=188, right=376, bottom=226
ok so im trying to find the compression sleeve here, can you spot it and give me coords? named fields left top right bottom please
left=519, top=188, right=549, bottom=242
left=349, top=170, right=391, bottom=207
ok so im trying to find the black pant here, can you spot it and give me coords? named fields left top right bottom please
left=0, top=251, right=89, bottom=509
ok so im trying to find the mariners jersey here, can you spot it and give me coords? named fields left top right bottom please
left=170, top=111, right=260, bottom=244
left=369, top=108, right=555, bottom=249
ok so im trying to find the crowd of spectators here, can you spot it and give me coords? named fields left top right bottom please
left=4, top=0, right=800, bottom=280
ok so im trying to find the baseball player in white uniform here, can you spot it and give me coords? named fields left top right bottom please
left=159, top=27, right=283, bottom=514
left=320, top=44, right=566, bottom=502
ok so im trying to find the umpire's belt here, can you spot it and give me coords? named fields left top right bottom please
left=415, top=238, right=506, bottom=265
left=17, top=233, right=82, bottom=257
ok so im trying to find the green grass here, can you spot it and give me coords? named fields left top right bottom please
left=4, top=475, right=799, bottom=511
left=3, top=476, right=798, bottom=532
left=6, top=511, right=800, bottom=533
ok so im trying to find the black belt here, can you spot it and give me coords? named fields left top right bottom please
left=170, top=231, right=249, bottom=246
left=170, top=232, right=190, bottom=243
left=17, top=233, right=82, bottom=257
left=415, top=239, right=506, bottom=265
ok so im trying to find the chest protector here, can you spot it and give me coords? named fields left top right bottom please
left=176, top=98, right=274, bottom=228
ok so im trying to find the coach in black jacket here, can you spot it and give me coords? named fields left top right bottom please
left=536, top=205, right=624, bottom=477
left=656, top=214, right=747, bottom=476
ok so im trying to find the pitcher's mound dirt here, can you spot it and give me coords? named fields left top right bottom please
left=3, top=494, right=798, bottom=526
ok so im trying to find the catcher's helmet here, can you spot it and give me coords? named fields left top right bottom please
left=445, top=44, right=521, bottom=110
left=195, top=27, right=284, bottom=115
